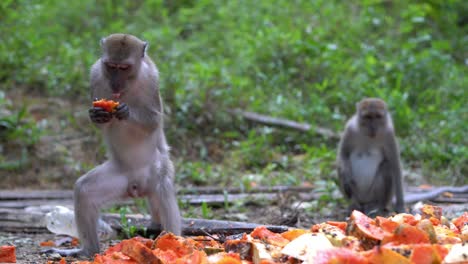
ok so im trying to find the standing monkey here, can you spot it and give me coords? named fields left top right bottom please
left=47, top=34, right=181, bottom=257
left=337, top=98, right=404, bottom=216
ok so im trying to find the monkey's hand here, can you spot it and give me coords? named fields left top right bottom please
left=89, top=107, right=113, bottom=123
left=114, top=103, right=129, bottom=120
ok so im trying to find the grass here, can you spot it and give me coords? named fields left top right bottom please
left=0, top=0, right=466, bottom=194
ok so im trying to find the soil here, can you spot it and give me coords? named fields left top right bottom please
left=0, top=231, right=122, bottom=264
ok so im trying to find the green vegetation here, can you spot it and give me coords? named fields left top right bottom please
left=0, top=0, right=466, bottom=199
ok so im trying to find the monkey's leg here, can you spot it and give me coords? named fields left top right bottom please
left=147, top=157, right=182, bottom=235
left=44, top=162, right=129, bottom=257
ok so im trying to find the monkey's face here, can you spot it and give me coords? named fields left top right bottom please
left=358, top=110, right=387, bottom=138
left=100, top=34, right=146, bottom=97
left=356, top=98, right=388, bottom=138
left=102, top=60, right=135, bottom=96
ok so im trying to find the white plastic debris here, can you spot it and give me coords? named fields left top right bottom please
left=45, top=206, right=114, bottom=240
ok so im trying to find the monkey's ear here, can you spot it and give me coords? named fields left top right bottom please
left=100, top=37, right=106, bottom=47
left=142, top=42, right=148, bottom=57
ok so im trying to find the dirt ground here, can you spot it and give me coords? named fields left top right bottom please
left=0, top=231, right=124, bottom=264
left=0, top=198, right=336, bottom=263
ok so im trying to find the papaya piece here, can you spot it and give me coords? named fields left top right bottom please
left=120, top=239, right=161, bottom=264
left=252, top=241, right=283, bottom=263
left=326, top=221, right=347, bottom=233
left=452, top=212, right=468, bottom=232
left=40, top=240, right=56, bottom=247
left=420, top=204, right=442, bottom=226
left=280, top=229, right=308, bottom=241
left=460, top=224, right=468, bottom=242
left=376, top=216, right=399, bottom=234
left=207, top=252, right=242, bottom=264
left=409, top=244, right=449, bottom=264
left=214, top=256, right=241, bottom=264
left=381, top=224, right=430, bottom=245
left=191, top=236, right=224, bottom=255
left=131, top=236, right=155, bottom=249
left=314, top=247, right=368, bottom=264
left=93, top=254, right=137, bottom=264
left=0, top=245, right=16, bottom=263
left=192, top=236, right=223, bottom=249
left=281, top=233, right=333, bottom=262
left=348, top=210, right=389, bottom=249
left=174, top=249, right=207, bottom=264
left=365, top=246, right=410, bottom=264
left=434, top=226, right=462, bottom=244
left=153, top=248, right=179, bottom=263
left=421, top=204, right=443, bottom=220
left=103, top=241, right=124, bottom=255
left=109, top=251, right=134, bottom=260
left=432, top=244, right=450, bottom=261
left=341, top=236, right=363, bottom=252
left=250, top=226, right=290, bottom=247
left=416, top=219, right=438, bottom=244
left=409, top=244, right=438, bottom=264
left=442, top=243, right=468, bottom=264
left=224, top=236, right=253, bottom=261
left=93, top=99, right=120, bottom=113
left=311, top=222, right=348, bottom=247
left=390, top=213, right=420, bottom=226
left=155, top=233, right=197, bottom=258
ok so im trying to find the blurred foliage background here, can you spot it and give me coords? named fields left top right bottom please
left=0, top=0, right=467, bottom=196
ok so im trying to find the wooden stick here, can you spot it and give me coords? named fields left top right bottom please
left=102, top=214, right=290, bottom=236
left=403, top=185, right=468, bottom=204
left=0, top=186, right=314, bottom=199
left=0, top=208, right=290, bottom=236
left=230, top=109, right=341, bottom=139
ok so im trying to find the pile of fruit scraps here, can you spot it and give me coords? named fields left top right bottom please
left=40, top=204, right=468, bottom=264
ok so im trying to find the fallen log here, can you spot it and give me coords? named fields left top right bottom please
left=0, top=207, right=289, bottom=236
left=103, top=213, right=290, bottom=236
left=0, top=186, right=314, bottom=199
left=229, top=109, right=341, bottom=139
left=0, top=186, right=316, bottom=208
left=402, top=185, right=468, bottom=204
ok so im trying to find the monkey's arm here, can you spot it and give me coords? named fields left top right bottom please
left=337, top=132, right=353, bottom=198
left=123, top=93, right=163, bottom=131
left=385, top=135, right=405, bottom=213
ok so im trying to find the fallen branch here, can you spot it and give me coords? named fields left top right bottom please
left=0, top=186, right=314, bottom=199
left=0, top=208, right=289, bottom=236
left=230, top=109, right=341, bottom=139
left=402, top=185, right=468, bottom=204
left=102, top=214, right=290, bottom=236
left=178, top=185, right=314, bottom=195
left=0, top=186, right=316, bottom=208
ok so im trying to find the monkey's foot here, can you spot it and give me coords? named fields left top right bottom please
left=41, top=247, right=91, bottom=257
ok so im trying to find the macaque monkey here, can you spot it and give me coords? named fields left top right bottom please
left=337, top=98, right=404, bottom=216
left=47, top=34, right=181, bottom=257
